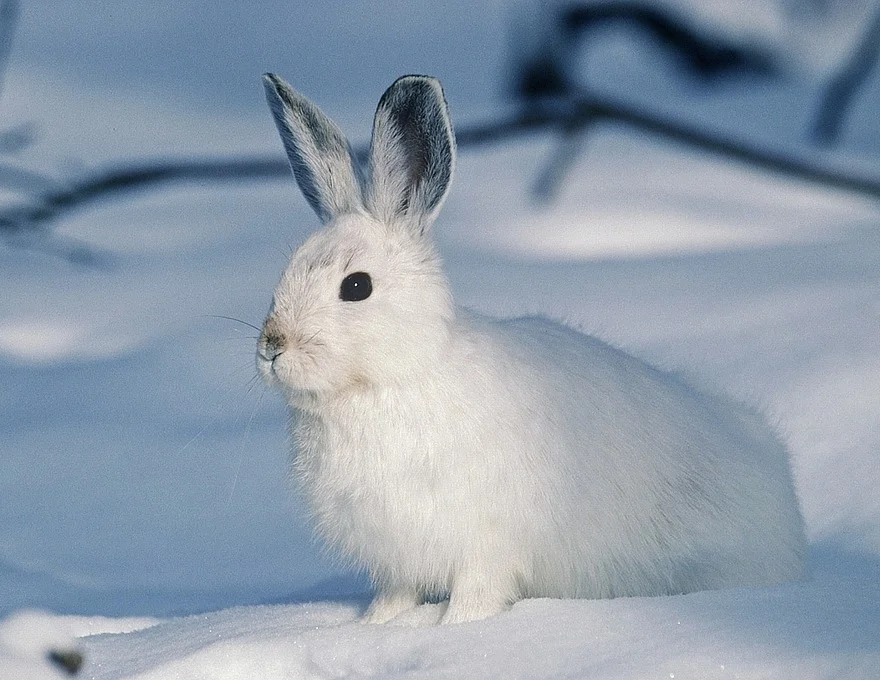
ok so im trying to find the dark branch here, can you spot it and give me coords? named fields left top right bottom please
left=531, top=115, right=597, bottom=201
left=590, top=98, right=880, bottom=199
left=0, top=159, right=61, bottom=194
left=459, top=93, right=880, bottom=201
left=0, top=156, right=288, bottom=234
left=4, top=90, right=880, bottom=260
left=812, top=6, right=880, bottom=146
left=562, top=2, right=776, bottom=80
left=512, top=1, right=776, bottom=101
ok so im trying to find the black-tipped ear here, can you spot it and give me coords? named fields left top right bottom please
left=262, top=73, right=363, bottom=223
left=366, top=75, right=456, bottom=232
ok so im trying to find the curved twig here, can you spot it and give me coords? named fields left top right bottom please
left=812, top=5, right=880, bottom=146
left=531, top=113, right=598, bottom=201
left=579, top=93, right=880, bottom=200
left=0, top=157, right=288, bottom=233
left=511, top=0, right=776, bottom=102
left=460, top=94, right=880, bottom=201
left=3, top=90, right=880, bottom=260
left=0, top=161, right=61, bottom=195
left=561, top=1, right=776, bottom=80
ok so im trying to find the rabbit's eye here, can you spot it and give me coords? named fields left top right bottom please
left=340, top=271, right=372, bottom=302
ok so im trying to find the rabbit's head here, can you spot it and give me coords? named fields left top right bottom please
left=258, top=75, right=456, bottom=402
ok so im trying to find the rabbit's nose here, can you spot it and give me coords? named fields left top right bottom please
left=259, top=332, right=285, bottom=363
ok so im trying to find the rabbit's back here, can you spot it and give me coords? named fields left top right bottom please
left=479, top=313, right=808, bottom=596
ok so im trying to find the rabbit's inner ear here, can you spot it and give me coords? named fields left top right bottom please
left=367, top=76, right=455, bottom=233
left=390, top=101, right=432, bottom=208
left=263, top=73, right=364, bottom=223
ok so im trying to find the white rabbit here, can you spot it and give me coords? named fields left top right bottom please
left=257, top=73, right=808, bottom=625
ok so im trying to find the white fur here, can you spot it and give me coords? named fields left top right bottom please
left=258, top=74, right=809, bottom=625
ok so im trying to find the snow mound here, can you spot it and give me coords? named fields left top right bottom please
left=69, top=554, right=880, bottom=679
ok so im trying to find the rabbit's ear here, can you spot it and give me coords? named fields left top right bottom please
left=263, top=73, right=363, bottom=223
left=366, top=76, right=455, bottom=234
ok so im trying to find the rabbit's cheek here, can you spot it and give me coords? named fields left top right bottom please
left=264, top=342, right=348, bottom=395
left=268, top=350, right=307, bottom=389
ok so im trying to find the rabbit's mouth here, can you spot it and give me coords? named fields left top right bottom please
left=255, top=348, right=280, bottom=387
left=257, top=330, right=303, bottom=390
left=257, top=347, right=307, bottom=395
left=256, top=331, right=347, bottom=397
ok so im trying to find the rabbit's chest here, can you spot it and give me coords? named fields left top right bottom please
left=293, top=406, right=485, bottom=564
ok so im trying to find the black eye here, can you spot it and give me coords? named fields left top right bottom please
left=339, top=271, right=372, bottom=302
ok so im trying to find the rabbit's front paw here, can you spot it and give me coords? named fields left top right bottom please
left=361, top=588, right=421, bottom=624
left=441, top=597, right=509, bottom=625
left=440, top=574, right=513, bottom=625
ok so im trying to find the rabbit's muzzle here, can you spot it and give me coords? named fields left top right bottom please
left=256, top=320, right=287, bottom=384
left=258, top=332, right=284, bottom=364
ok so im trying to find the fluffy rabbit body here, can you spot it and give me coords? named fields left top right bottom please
left=258, top=73, right=808, bottom=624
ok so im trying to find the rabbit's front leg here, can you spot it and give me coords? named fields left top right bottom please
left=361, top=586, right=421, bottom=624
left=441, top=570, right=515, bottom=624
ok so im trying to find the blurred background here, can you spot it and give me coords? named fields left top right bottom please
left=2, top=0, right=880, bottom=617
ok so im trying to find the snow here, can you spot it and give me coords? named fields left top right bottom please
left=8, top=560, right=880, bottom=679
left=2, top=1, right=880, bottom=678
left=0, top=610, right=156, bottom=680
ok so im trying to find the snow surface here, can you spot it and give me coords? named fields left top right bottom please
left=2, top=1, right=880, bottom=678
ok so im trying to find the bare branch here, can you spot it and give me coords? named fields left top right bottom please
left=506, top=1, right=783, bottom=202
left=460, top=92, right=880, bottom=201
left=531, top=115, right=597, bottom=202
left=812, top=5, right=880, bottom=146
left=561, top=2, right=776, bottom=81
left=574, top=92, right=880, bottom=200
left=511, top=1, right=777, bottom=102
left=0, top=160, right=61, bottom=195
left=4, top=89, right=880, bottom=263
left=0, top=156, right=288, bottom=234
